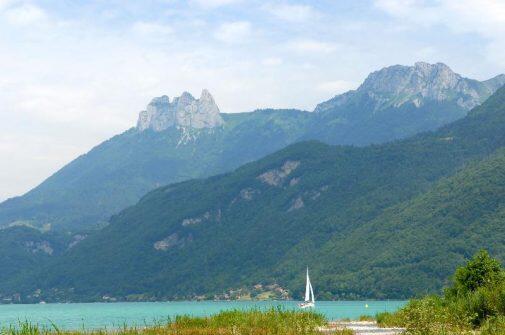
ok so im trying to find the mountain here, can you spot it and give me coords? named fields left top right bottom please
left=0, top=63, right=502, bottom=232
left=0, top=226, right=71, bottom=293
left=4, top=85, right=505, bottom=303
left=310, top=62, right=505, bottom=145
left=314, top=146, right=505, bottom=298
left=0, top=97, right=310, bottom=232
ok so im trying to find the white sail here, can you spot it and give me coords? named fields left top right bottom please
left=309, top=280, right=315, bottom=303
left=299, top=267, right=315, bottom=308
left=305, top=268, right=312, bottom=301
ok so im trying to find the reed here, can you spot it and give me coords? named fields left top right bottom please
left=0, top=308, right=327, bottom=335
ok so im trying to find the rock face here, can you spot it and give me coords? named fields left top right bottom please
left=137, top=89, right=224, bottom=132
left=24, top=241, right=53, bottom=255
left=315, top=62, right=504, bottom=113
left=153, top=233, right=191, bottom=251
left=257, top=161, right=300, bottom=187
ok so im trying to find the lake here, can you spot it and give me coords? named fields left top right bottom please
left=0, top=300, right=406, bottom=329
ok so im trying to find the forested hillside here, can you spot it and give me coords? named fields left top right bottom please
left=3, top=86, right=505, bottom=303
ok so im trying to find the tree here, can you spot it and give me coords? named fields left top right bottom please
left=447, top=250, right=504, bottom=297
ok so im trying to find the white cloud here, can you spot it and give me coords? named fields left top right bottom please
left=132, top=21, right=174, bottom=35
left=316, top=80, right=355, bottom=94
left=191, top=0, right=241, bottom=9
left=262, top=57, right=283, bottom=66
left=0, top=132, right=83, bottom=202
left=263, top=3, right=319, bottom=22
left=374, top=0, right=505, bottom=65
left=375, top=0, right=505, bottom=31
left=0, top=0, right=15, bottom=10
left=374, top=0, right=420, bottom=18
left=287, top=39, right=337, bottom=53
left=214, top=21, right=251, bottom=43
left=3, top=4, right=46, bottom=25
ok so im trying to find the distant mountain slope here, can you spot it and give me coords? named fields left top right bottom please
left=312, top=147, right=505, bottom=299
left=309, top=62, right=505, bottom=145
left=0, top=63, right=502, bottom=232
left=0, top=108, right=311, bottom=232
left=0, top=226, right=70, bottom=291
left=5, top=86, right=505, bottom=302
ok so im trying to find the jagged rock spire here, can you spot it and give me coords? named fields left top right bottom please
left=137, top=89, right=224, bottom=132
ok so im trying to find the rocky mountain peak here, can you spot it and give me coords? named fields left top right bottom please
left=177, top=91, right=195, bottom=104
left=359, top=62, right=462, bottom=97
left=200, top=89, right=214, bottom=102
left=414, top=61, right=451, bottom=73
left=137, top=90, right=224, bottom=132
left=315, top=62, right=503, bottom=113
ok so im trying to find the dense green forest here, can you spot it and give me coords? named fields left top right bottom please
left=1, top=86, right=504, bottom=303
left=0, top=227, right=69, bottom=287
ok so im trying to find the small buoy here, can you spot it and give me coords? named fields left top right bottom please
left=365, top=304, right=369, bottom=308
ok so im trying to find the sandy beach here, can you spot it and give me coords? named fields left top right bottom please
left=319, top=321, right=405, bottom=335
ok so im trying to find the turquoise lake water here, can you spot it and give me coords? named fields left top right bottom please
left=0, top=300, right=406, bottom=329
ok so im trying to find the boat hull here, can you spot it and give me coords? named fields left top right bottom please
left=298, top=302, right=315, bottom=309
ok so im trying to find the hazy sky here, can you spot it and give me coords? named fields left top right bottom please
left=1, top=0, right=504, bottom=202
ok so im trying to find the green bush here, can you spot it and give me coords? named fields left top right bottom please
left=380, top=250, right=505, bottom=333
left=446, top=250, right=505, bottom=298
left=400, top=296, right=471, bottom=334
left=376, top=311, right=404, bottom=327
left=481, top=316, right=505, bottom=335
left=358, top=315, right=375, bottom=322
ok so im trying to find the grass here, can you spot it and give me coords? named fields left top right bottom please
left=357, top=315, right=375, bottom=322
left=0, top=309, right=328, bottom=335
left=332, top=330, right=354, bottom=335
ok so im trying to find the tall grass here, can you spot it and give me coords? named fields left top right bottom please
left=0, top=309, right=327, bottom=335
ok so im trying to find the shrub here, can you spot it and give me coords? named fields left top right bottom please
left=398, top=296, right=473, bottom=334
left=480, top=316, right=505, bottom=335
left=358, top=315, right=374, bottom=322
left=446, top=250, right=505, bottom=298
left=376, top=312, right=404, bottom=327
left=379, top=250, right=505, bottom=333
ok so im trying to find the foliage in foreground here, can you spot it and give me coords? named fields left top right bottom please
left=0, top=309, right=327, bottom=335
left=377, top=250, right=505, bottom=334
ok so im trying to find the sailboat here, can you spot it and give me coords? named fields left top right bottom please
left=298, top=267, right=315, bottom=308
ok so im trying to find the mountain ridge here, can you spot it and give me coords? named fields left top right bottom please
left=2, top=86, right=504, bottom=302
left=315, top=62, right=504, bottom=113
left=0, top=62, right=503, bottom=232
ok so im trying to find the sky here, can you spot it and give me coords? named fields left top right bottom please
left=0, top=0, right=504, bottom=202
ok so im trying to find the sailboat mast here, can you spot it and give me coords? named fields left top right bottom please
left=305, top=267, right=311, bottom=302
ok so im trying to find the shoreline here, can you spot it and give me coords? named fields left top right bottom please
left=321, top=321, right=405, bottom=335
left=0, top=299, right=408, bottom=305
